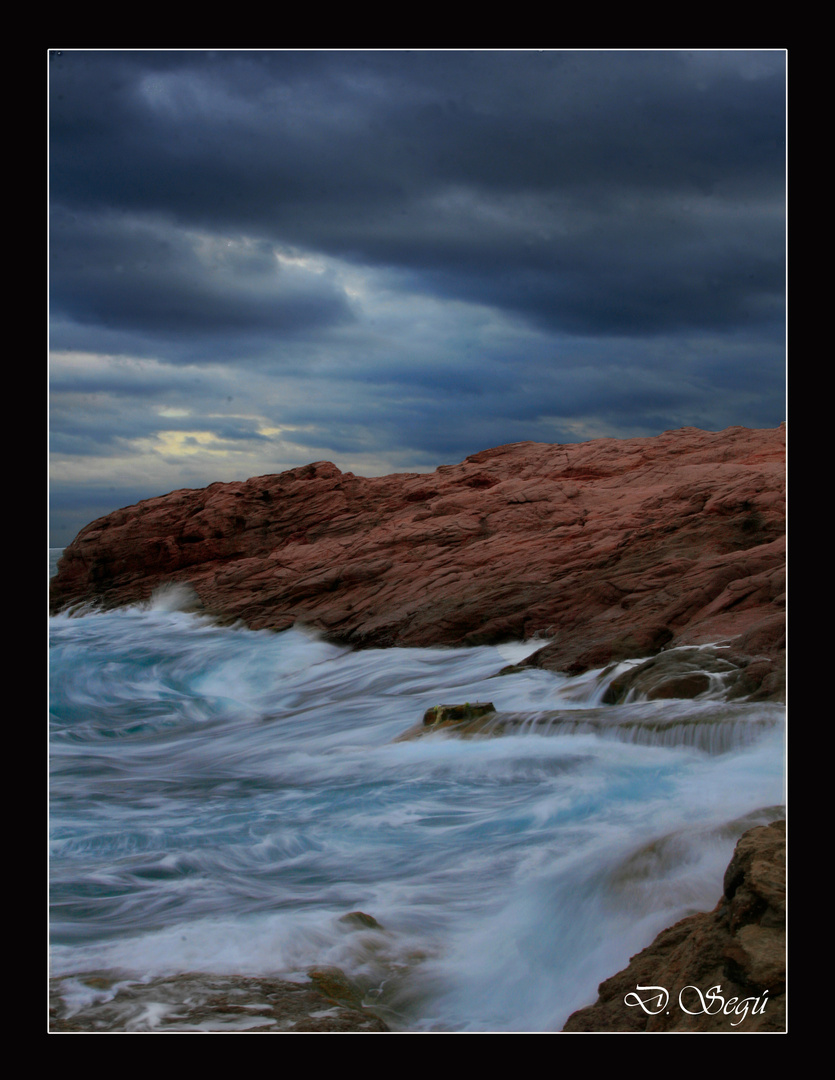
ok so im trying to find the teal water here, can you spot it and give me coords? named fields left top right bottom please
left=49, top=568, right=784, bottom=1031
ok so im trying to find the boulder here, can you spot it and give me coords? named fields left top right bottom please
left=600, top=645, right=770, bottom=704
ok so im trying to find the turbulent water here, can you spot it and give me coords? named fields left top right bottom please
left=49, top=551, right=785, bottom=1032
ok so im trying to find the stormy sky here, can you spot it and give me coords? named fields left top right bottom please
left=49, top=50, right=786, bottom=546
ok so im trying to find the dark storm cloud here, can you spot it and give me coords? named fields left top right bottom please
left=51, top=51, right=784, bottom=210
left=50, top=50, right=785, bottom=545
left=50, top=50, right=784, bottom=343
left=51, top=207, right=354, bottom=358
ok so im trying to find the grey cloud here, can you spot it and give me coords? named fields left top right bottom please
left=50, top=50, right=785, bottom=544
left=50, top=51, right=784, bottom=340
left=51, top=210, right=354, bottom=353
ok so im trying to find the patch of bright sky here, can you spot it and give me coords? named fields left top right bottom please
left=274, top=249, right=328, bottom=274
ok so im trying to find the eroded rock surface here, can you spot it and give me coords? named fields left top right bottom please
left=51, top=425, right=785, bottom=692
left=562, top=820, right=786, bottom=1032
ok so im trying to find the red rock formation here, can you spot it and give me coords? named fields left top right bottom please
left=562, top=819, right=786, bottom=1032
left=50, top=424, right=785, bottom=691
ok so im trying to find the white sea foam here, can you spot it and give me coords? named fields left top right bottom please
left=50, top=607, right=785, bottom=1031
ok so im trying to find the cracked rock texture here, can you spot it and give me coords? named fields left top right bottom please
left=51, top=424, right=785, bottom=695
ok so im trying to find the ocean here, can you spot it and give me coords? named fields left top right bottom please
left=48, top=550, right=784, bottom=1032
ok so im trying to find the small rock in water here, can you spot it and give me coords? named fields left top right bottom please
left=422, top=702, right=496, bottom=727
left=339, top=911, right=384, bottom=930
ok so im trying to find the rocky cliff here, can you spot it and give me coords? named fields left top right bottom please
left=51, top=424, right=785, bottom=694
left=562, top=819, right=786, bottom=1032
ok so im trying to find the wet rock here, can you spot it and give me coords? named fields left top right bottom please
left=339, top=911, right=384, bottom=930
left=422, top=702, right=496, bottom=727
left=562, top=820, right=786, bottom=1032
left=49, top=970, right=390, bottom=1033
left=394, top=702, right=499, bottom=741
left=397, top=702, right=781, bottom=752
left=601, top=647, right=739, bottom=704
left=598, top=642, right=787, bottom=705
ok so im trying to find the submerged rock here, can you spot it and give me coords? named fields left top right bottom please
left=50, top=425, right=785, bottom=694
left=339, top=911, right=384, bottom=930
left=562, top=820, right=786, bottom=1032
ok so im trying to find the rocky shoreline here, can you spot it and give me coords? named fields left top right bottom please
left=51, top=424, right=785, bottom=699
left=50, top=964, right=391, bottom=1032
left=562, top=819, right=786, bottom=1032
left=50, top=821, right=785, bottom=1033
left=50, top=424, right=785, bottom=1032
